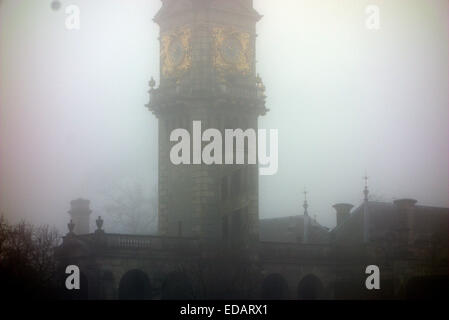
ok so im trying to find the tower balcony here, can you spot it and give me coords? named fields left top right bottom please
left=146, top=79, right=268, bottom=117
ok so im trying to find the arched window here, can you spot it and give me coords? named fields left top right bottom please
left=231, top=170, right=241, bottom=198
left=221, top=175, right=229, bottom=200
left=261, top=273, right=288, bottom=299
left=119, top=269, right=152, bottom=300
left=297, top=274, right=324, bottom=300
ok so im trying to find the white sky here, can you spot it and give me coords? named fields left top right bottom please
left=0, top=0, right=448, bottom=231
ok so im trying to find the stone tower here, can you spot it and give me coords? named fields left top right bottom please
left=68, top=198, right=91, bottom=235
left=147, top=0, right=267, bottom=244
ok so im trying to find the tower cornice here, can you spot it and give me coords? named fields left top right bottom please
left=154, top=0, right=262, bottom=26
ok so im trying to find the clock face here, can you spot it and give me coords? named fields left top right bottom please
left=221, top=37, right=242, bottom=64
left=213, top=27, right=252, bottom=76
left=161, top=26, right=192, bottom=78
left=168, top=38, right=185, bottom=66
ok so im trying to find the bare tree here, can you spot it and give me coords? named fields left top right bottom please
left=0, top=216, right=61, bottom=299
left=103, top=182, right=158, bottom=235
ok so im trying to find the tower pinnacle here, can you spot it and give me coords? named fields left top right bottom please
left=303, top=188, right=309, bottom=216
left=363, top=172, right=370, bottom=243
left=363, top=173, right=369, bottom=202
left=302, top=188, right=310, bottom=244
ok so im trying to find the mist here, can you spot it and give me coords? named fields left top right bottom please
left=0, top=0, right=447, bottom=233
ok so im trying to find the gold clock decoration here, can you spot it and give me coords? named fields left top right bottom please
left=213, top=27, right=253, bottom=76
left=161, top=26, right=192, bottom=78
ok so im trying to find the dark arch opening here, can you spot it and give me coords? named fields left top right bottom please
left=261, top=273, right=288, bottom=299
left=161, top=271, right=194, bottom=300
left=118, top=269, right=152, bottom=300
left=297, top=274, right=324, bottom=300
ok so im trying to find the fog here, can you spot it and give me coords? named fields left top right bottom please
left=0, top=0, right=447, bottom=232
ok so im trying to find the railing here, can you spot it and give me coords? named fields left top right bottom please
left=147, top=83, right=266, bottom=113
left=108, top=234, right=156, bottom=248
left=64, top=233, right=446, bottom=263
left=71, top=233, right=200, bottom=251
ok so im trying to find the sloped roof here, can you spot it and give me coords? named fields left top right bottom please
left=331, top=201, right=449, bottom=242
left=259, top=215, right=328, bottom=243
left=154, top=0, right=192, bottom=23
left=209, top=0, right=261, bottom=19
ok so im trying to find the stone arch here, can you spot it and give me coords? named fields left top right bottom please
left=100, top=270, right=115, bottom=299
left=118, top=269, right=152, bottom=300
left=261, top=273, right=289, bottom=299
left=297, top=274, right=324, bottom=300
left=161, top=271, right=194, bottom=300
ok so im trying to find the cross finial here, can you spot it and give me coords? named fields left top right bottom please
left=364, top=171, right=369, bottom=187
left=303, top=187, right=309, bottom=216
left=67, top=219, right=75, bottom=234
left=363, top=171, right=369, bottom=201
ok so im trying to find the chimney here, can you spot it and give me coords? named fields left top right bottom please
left=393, top=198, right=417, bottom=244
left=333, top=203, right=353, bottom=227
left=68, top=199, right=92, bottom=235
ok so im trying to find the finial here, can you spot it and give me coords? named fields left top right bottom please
left=256, top=75, right=266, bottom=92
left=96, top=216, right=104, bottom=231
left=149, top=77, right=156, bottom=89
left=303, top=187, right=309, bottom=216
left=363, top=172, right=369, bottom=201
left=68, top=219, right=75, bottom=234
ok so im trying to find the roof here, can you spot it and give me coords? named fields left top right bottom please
left=259, top=215, right=328, bottom=243
left=331, top=201, right=449, bottom=243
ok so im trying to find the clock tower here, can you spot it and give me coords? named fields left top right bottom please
left=147, top=0, right=267, bottom=245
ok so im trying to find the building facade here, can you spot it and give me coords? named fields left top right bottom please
left=55, top=0, right=449, bottom=300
